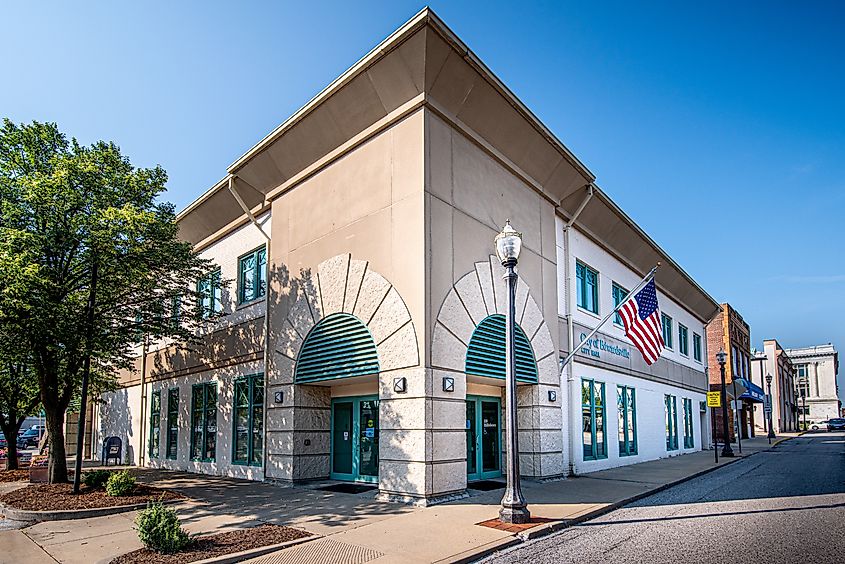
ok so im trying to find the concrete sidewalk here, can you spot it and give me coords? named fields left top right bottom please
left=0, top=434, right=798, bottom=564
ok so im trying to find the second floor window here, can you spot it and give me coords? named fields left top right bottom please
left=197, top=269, right=222, bottom=318
left=612, top=283, right=628, bottom=326
left=678, top=324, right=689, bottom=356
left=576, top=261, right=599, bottom=314
left=661, top=313, right=673, bottom=349
left=693, top=333, right=702, bottom=362
left=239, top=246, right=267, bottom=304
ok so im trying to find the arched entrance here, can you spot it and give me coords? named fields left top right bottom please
left=296, top=313, right=381, bottom=483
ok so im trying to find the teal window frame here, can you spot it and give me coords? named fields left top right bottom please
left=683, top=398, right=694, bottom=448
left=148, top=391, right=161, bottom=459
left=582, top=379, right=607, bottom=460
left=237, top=246, right=267, bottom=304
left=665, top=394, right=678, bottom=451
left=661, top=313, right=673, bottom=349
left=190, top=382, right=217, bottom=462
left=576, top=261, right=599, bottom=315
left=617, top=385, right=637, bottom=456
left=197, top=269, right=222, bottom=318
left=678, top=324, right=689, bottom=356
left=693, top=333, right=702, bottom=362
left=165, top=388, right=179, bottom=460
left=612, top=282, right=628, bottom=326
left=232, top=374, right=264, bottom=466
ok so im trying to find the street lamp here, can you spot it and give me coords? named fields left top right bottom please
left=766, top=373, right=776, bottom=442
left=716, top=349, right=734, bottom=457
left=494, top=220, right=530, bottom=525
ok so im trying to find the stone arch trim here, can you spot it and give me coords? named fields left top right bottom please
left=432, top=255, right=557, bottom=385
left=276, top=253, right=419, bottom=382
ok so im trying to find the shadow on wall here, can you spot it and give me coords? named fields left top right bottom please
left=98, top=387, right=136, bottom=465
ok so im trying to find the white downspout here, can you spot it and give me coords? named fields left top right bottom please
left=563, top=185, right=594, bottom=475
left=227, top=176, right=272, bottom=481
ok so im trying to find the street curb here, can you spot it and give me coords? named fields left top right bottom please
left=0, top=497, right=182, bottom=522
left=470, top=436, right=800, bottom=561
left=190, top=533, right=320, bottom=564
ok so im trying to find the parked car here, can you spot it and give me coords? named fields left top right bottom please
left=827, top=418, right=845, bottom=432
left=809, top=421, right=826, bottom=431
left=16, top=428, right=42, bottom=448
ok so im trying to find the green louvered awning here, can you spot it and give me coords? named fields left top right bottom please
left=295, top=313, right=380, bottom=383
left=465, top=314, right=538, bottom=383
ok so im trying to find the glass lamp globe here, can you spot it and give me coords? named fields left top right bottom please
left=716, top=349, right=727, bottom=366
left=495, top=220, right=522, bottom=264
left=766, top=373, right=773, bottom=385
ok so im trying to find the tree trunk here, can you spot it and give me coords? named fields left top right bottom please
left=1, top=425, right=19, bottom=470
left=45, top=405, right=68, bottom=483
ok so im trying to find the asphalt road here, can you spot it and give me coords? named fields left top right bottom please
left=483, top=432, right=845, bottom=564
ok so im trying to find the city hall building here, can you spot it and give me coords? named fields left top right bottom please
left=93, top=8, right=719, bottom=504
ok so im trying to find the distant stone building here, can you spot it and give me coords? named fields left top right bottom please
left=785, top=344, right=840, bottom=427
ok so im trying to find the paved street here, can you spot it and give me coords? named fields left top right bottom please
left=484, top=432, right=845, bottom=564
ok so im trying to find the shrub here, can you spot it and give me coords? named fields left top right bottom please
left=105, top=470, right=136, bottom=496
left=83, top=469, right=111, bottom=489
left=136, top=500, right=192, bottom=553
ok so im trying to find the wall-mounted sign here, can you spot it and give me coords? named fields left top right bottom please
left=579, top=333, right=631, bottom=360
left=707, top=392, right=721, bottom=408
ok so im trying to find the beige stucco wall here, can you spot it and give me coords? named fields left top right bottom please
left=425, top=109, right=565, bottom=486
left=266, top=109, right=426, bottom=491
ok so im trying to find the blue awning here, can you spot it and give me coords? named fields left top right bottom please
left=735, top=377, right=766, bottom=403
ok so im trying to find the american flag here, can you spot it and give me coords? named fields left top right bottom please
left=618, top=278, right=665, bottom=365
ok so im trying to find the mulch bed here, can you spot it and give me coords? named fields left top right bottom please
left=111, top=524, right=312, bottom=564
left=0, top=469, right=30, bottom=483
left=0, top=483, right=182, bottom=511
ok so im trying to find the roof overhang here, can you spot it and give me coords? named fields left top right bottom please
left=176, top=7, right=595, bottom=244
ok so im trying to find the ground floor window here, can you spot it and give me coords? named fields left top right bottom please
left=665, top=394, right=678, bottom=450
left=166, top=388, right=179, bottom=460
left=617, top=385, right=637, bottom=456
left=191, top=382, right=217, bottom=461
left=233, top=374, right=264, bottom=466
left=148, top=391, right=161, bottom=459
left=683, top=398, right=694, bottom=448
left=582, top=379, right=606, bottom=460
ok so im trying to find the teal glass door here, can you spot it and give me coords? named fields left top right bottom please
left=330, top=396, right=379, bottom=483
left=466, top=395, right=502, bottom=481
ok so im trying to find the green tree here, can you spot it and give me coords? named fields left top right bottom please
left=0, top=328, right=41, bottom=470
left=0, top=119, right=214, bottom=483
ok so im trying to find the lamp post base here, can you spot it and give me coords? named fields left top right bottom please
left=499, top=505, right=531, bottom=524
left=721, top=445, right=735, bottom=457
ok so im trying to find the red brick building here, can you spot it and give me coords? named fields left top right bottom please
left=706, top=303, right=754, bottom=442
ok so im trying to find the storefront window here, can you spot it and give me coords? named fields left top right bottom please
left=582, top=379, right=606, bottom=460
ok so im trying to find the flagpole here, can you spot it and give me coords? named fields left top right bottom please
left=559, top=263, right=660, bottom=375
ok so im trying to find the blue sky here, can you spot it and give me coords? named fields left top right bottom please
left=3, top=1, right=844, bottom=396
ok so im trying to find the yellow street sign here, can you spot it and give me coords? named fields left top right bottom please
left=707, top=391, right=721, bottom=408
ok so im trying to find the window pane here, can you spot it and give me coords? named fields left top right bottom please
left=595, top=407, right=605, bottom=457
left=234, top=406, right=249, bottom=462
left=617, top=387, right=625, bottom=451
left=240, top=255, right=256, bottom=302
left=257, top=248, right=267, bottom=298
left=628, top=389, right=637, bottom=454
left=251, top=405, right=263, bottom=465
left=582, top=407, right=593, bottom=458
